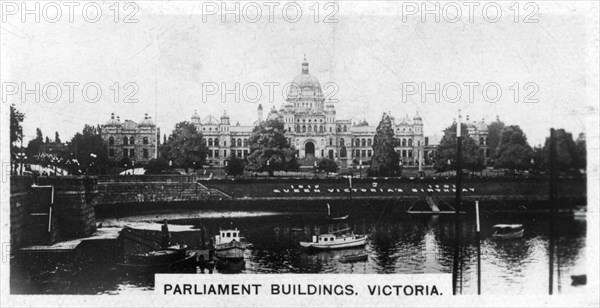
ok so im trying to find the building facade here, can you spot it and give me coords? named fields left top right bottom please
left=192, top=58, right=426, bottom=168
left=101, top=113, right=159, bottom=164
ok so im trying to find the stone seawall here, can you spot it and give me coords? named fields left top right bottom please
left=10, top=176, right=98, bottom=250
left=95, top=175, right=231, bottom=206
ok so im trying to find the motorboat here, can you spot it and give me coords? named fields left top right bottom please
left=492, top=224, right=524, bottom=239
left=214, top=229, right=252, bottom=261
left=117, top=244, right=196, bottom=274
left=299, top=231, right=367, bottom=250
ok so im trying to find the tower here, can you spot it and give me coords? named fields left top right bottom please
left=258, top=104, right=263, bottom=124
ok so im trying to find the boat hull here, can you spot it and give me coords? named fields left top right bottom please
left=214, top=241, right=247, bottom=260
left=117, top=251, right=196, bottom=274
left=492, top=229, right=524, bottom=240
left=300, top=236, right=367, bottom=250
left=339, top=254, right=368, bottom=263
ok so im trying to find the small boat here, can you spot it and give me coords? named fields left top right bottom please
left=117, top=244, right=196, bottom=274
left=339, top=252, right=368, bottom=263
left=492, top=224, right=524, bottom=239
left=214, top=229, right=252, bottom=261
left=299, top=231, right=367, bottom=250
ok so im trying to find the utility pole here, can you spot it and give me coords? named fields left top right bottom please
left=549, top=128, right=556, bottom=295
left=452, top=111, right=463, bottom=295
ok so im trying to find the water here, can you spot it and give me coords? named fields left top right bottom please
left=11, top=207, right=588, bottom=295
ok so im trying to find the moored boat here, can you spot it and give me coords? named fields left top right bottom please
left=299, top=232, right=367, bottom=250
left=214, top=229, right=252, bottom=261
left=117, top=244, right=196, bottom=274
left=339, top=251, right=368, bottom=263
left=492, top=224, right=524, bottom=239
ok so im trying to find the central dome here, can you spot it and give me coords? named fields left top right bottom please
left=286, top=58, right=324, bottom=101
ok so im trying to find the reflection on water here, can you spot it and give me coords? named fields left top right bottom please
left=11, top=207, right=587, bottom=295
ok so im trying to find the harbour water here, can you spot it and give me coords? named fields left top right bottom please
left=11, top=205, right=588, bottom=295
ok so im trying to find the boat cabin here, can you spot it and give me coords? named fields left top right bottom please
left=312, top=233, right=357, bottom=243
left=215, top=229, right=241, bottom=245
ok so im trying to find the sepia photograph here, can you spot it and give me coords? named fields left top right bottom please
left=1, top=1, right=598, bottom=306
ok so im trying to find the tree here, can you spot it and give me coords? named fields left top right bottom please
left=317, top=158, right=339, bottom=173
left=45, top=136, right=50, bottom=144
left=434, top=123, right=485, bottom=173
left=542, top=129, right=581, bottom=172
left=245, top=119, right=299, bottom=176
left=494, top=125, right=533, bottom=171
left=145, top=158, right=173, bottom=174
left=225, top=156, right=245, bottom=177
left=163, top=121, right=207, bottom=173
left=55, top=131, right=61, bottom=144
left=486, top=118, right=505, bottom=162
left=368, top=113, right=401, bottom=177
left=574, top=133, right=586, bottom=170
left=25, top=128, right=44, bottom=158
left=10, top=106, right=25, bottom=173
left=68, top=124, right=109, bottom=174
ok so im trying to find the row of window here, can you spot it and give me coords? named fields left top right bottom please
left=108, top=148, right=150, bottom=159
left=202, top=138, right=249, bottom=147
left=108, top=136, right=149, bottom=146
left=207, top=149, right=249, bottom=158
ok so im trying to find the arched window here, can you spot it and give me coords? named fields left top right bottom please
left=329, top=138, right=333, bottom=146
left=343, top=125, right=347, bottom=132
left=485, top=137, right=489, bottom=146
left=130, top=137, right=135, bottom=145
left=243, top=139, right=248, bottom=147
left=361, top=139, right=366, bottom=147
left=340, top=138, right=345, bottom=146
left=319, top=125, right=324, bottom=132
left=109, top=137, right=114, bottom=145
left=367, top=139, right=372, bottom=146
left=337, top=126, right=341, bottom=132
left=402, top=139, right=407, bottom=146
left=123, top=137, right=128, bottom=145
left=302, top=125, right=306, bottom=133
left=480, top=137, right=485, bottom=145
left=237, top=138, right=242, bottom=147
left=215, top=138, right=219, bottom=146
left=143, top=137, right=149, bottom=145
left=202, top=138, right=206, bottom=145
left=208, top=138, right=213, bottom=146
left=314, top=125, right=318, bottom=132
left=408, top=139, right=413, bottom=147
left=355, top=139, right=360, bottom=147
left=231, top=138, right=236, bottom=146
left=296, top=125, right=300, bottom=132
left=308, top=125, right=312, bottom=132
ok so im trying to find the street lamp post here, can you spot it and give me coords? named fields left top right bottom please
left=17, top=152, right=26, bottom=175
left=359, top=159, right=363, bottom=178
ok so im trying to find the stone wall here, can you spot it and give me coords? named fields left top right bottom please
left=10, top=176, right=33, bottom=249
left=95, top=175, right=231, bottom=206
left=35, top=176, right=98, bottom=239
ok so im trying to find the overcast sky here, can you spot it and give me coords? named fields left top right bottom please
left=2, top=1, right=598, bottom=146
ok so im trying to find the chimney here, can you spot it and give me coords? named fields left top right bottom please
left=117, top=116, right=120, bottom=122
left=111, top=113, right=115, bottom=119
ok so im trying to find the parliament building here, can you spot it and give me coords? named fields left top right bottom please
left=192, top=58, right=426, bottom=168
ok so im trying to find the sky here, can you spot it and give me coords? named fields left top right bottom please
left=2, top=1, right=598, bottom=146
